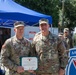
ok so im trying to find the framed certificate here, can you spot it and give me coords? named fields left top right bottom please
left=20, top=57, right=38, bottom=70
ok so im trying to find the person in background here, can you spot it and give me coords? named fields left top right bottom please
left=58, top=33, right=68, bottom=50
left=0, top=21, right=34, bottom=75
left=32, top=18, right=68, bottom=75
left=58, top=33, right=69, bottom=60
left=63, top=28, right=74, bottom=49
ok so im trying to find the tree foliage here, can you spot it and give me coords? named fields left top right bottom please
left=14, top=0, right=59, bottom=27
left=61, top=0, right=76, bottom=29
left=14, top=0, right=76, bottom=28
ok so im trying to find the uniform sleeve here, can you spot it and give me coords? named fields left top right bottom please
left=0, top=39, right=18, bottom=71
left=57, top=38, right=68, bottom=69
left=31, top=36, right=38, bottom=57
left=28, top=42, right=35, bottom=57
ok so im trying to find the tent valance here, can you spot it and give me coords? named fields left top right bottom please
left=0, top=0, right=52, bottom=27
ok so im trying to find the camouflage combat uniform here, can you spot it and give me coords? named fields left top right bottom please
left=32, top=32, right=68, bottom=75
left=0, top=35, right=32, bottom=75
left=64, top=35, right=74, bottom=49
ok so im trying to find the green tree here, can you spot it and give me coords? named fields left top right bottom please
left=14, top=0, right=76, bottom=29
left=14, top=0, right=59, bottom=27
left=65, top=0, right=76, bottom=28
left=59, top=0, right=76, bottom=30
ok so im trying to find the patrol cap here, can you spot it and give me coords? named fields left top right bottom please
left=64, top=28, right=69, bottom=32
left=14, top=21, right=25, bottom=28
left=39, top=18, right=49, bottom=25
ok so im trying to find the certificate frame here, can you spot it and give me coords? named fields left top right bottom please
left=20, top=57, right=38, bottom=70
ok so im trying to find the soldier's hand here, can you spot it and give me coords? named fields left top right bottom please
left=28, top=70, right=34, bottom=73
left=17, top=66, right=24, bottom=73
left=59, top=68, right=65, bottom=75
left=28, top=70, right=36, bottom=74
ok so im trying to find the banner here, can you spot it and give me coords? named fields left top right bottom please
left=65, top=48, right=76, bottom=75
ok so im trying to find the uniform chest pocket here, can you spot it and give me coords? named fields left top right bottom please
left=13, top=44, right=21, bottom=55
left=49, top=39, right=58, bottom=50
left=21, top=46, right=30, bottom=55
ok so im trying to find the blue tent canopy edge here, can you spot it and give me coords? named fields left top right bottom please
left=0, top=0, right=52, bottom=27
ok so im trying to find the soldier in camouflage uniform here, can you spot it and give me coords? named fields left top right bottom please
left=0, top=21, right=34, bottom=75
left=63, top=28, right=74, bottom=49
left=58, top=33, right=68, bottom=50
left=32, top=18, right=68, bottom=75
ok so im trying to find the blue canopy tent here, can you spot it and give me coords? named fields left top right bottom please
left=0, top=0, right=52, bottom=27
